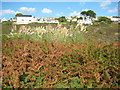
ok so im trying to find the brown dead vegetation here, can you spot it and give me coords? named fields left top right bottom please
left=2, top=40, right=120, bottom=88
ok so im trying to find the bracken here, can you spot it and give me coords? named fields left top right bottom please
left=2, top=40, right=120, bottom=88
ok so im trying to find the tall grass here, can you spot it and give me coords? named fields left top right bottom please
left=2, top=22, right=119, bottom=43
left=3, top=25, right=86, bottom=43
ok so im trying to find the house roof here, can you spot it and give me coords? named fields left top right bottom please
left=16, top=15, right=32, bottom=17
left=112, top=16, right=120, bottom=18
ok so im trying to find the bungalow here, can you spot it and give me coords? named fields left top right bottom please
left=107, top=16, right=120, bottom=22
left=66, top=17, right=77, bottom=22
left=66, top=16, right=93, bottom=25
left=77, top=17, right=93, bottom=25
left=14, top=15, right=59, bottom=24
left=0, top=17, right=7, bottom=23
left=15, top=15, right=38, bottom=24
left=38, top=17, right=59, bottom=23
left=43, top=20, right=59, bottom=23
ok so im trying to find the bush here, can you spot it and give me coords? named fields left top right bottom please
left=2, top=21, right=13, bottom=25
left=57, top=16, right=67, bottom=22
left=2, top=22, right=13, bottom=34
left=97, top=17, right=113, bottom=24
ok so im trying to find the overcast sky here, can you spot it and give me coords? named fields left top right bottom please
left=1, top=1, right=118, bottom=20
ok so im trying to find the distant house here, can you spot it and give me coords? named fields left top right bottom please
left=71, top=18, right=77, bottom=21
left=66, top=16, right=93, bottom=25
left=14, top=15, right=59, bottom=24
left=107, top=16, right=120, bottom=22
left=0, top=17, right=7, bottom=23
left=43, top=20, right=59, bottom=23
left=38, top=17, right=59, bottom=23
left=15, top=15, right=38, bottom=24
left=77, top=17, right=93, bottom=25
left=66, top=17, right=72, bottom=22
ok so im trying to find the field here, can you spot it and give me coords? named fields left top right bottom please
left=2, top=22, right=120, bottom=88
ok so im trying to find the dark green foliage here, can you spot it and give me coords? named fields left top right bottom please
left=86, top=10, right=96, bottom=18
left=81, top=10, right=96, bottom=18
left=57, top=16, right=67, bottom=22
left=15, top=13, right=23, bottom=15
left=98, top=17, right=113, bottom=24
left=81, top=11, right=87, bottom=16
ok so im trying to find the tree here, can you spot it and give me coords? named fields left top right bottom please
left=80, top=10, right=96, bottom=21
left=16, top=13, right=23, bottom=16
left=57, top=16, right=67, bottom=22
left=86, top=10, right=96, bottom=18
left=80, top=11, right=87, bottom=17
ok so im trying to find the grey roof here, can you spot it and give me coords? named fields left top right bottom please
left=16, top=15, right=32, bottom=17
left=112, top=16, right=120, bottom=18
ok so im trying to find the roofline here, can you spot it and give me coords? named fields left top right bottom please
left=15, top=15, right=32, bottom=17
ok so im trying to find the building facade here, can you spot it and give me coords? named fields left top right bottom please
left=15, top=15, right=59, bottom=24
left=0, top=17, right=7, bottom=23
left=15, top=15, right=38, bottom=24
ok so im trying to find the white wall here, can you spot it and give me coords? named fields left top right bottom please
left=16, top=16, right=59, bottom=24
left=1, top=17, right=7, bottom=22
left=111, top=18, right=119, bottom=22
left=77, top=17, right=93, bottom=25
left=16, top=16, right=37, bottom=24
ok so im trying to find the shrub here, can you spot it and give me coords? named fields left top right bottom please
left=97, top=17, right=113, bottom=24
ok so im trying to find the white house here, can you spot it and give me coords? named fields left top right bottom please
left=107, top=16, right=120, bottom=22
left=43, top=20, right=59, bottom=23
left=66, top=17, right=72, bottom=22
left=66, top=17, right=78, bottom=22
left=66, top=16, right=93, bottom=25
left=77, top=17, right=93, bottom=25
left=15, top=15, right=59, bottom=24
left=15, top=15, right=38, bottom=24
left=0, top=17, right=7, bottom=23
left=38, top=17, right=59, bottom=23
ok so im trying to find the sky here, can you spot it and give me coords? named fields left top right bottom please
left=0, top=1, right=119, bottom=20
